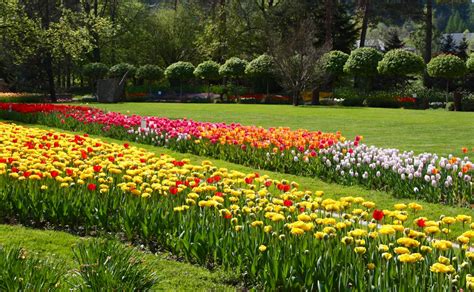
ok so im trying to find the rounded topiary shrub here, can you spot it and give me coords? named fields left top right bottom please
left=136, top=65, right=163, bottom=82
left=323, top=50, right=349, bottom=75
left=219, top=57, right=248, bottom=78
left=245, top=54, right=274, bottom=79
left=343, top=47, right=383, bottom=77
left=164, top=61, right=195, bottom=81
left=466, top=54, right=474, bottom=72
left=83, top=63, right=109, bottom=81
left=377, top=49, right=425, bottom=76
left=194, top=60, right=220, bottom=81
left=427, top=54, right=467, bottom=79
left=108, top=63, right=136, bottom=79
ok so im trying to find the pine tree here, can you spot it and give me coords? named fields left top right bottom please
left=440, top=34, right=456, bottom=54
left=456, top=36, right=469, bottom=60
left=384, top=29, right=405, bottom=52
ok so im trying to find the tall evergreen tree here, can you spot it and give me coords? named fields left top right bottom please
left=440, top=34, right=456, bottom=54
left=456, top=36, right=469, bottom=60
left=384, top=29, right=404, bottom=52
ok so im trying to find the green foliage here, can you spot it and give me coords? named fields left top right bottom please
left=466, top=54, right=474, bottom=72
left=0, top=245, right=64, bottom=291
left=165, top=61, right=195, bottom=81
left=108, top=63, right=137, bottom=79
left=343, top=47, right=383, bottom=77
left=194, top=60, right=220, bottom=81
left=377, top=49, right=425, bottom=76
left=245, top=54, right=274, bottom=79
left=219, top=57, right=248, bottom=79
left=72, top=239, right=157, bottom=291
left=427, top=54, right=467, bottom=79
left=322, top=51, right=349, bottom=75
left=83, top=63, right=109, bottom=81
left=136, top=65, right=164, bottom=82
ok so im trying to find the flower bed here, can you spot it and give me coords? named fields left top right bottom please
left=0, top=122, right=473, bottom=290
left=0, top=103, right=472, bottom=207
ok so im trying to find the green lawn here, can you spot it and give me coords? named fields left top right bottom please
left=88, top=103, right=474, bottom=156
left=0, top=225, right=235, bottom=291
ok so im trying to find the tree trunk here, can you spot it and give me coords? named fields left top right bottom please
left=312, top=88, right=320, bottom=105
left=423, top=0, right=433, bottom=88
left=359, top=0, right=370, bottom=48
left=324, top=0, right=334, bottom=48
left=45, top=54, right=57, bottom=103
left=292, top=90, right=299, bottom=106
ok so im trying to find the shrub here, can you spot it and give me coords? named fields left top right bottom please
left=194, top=60, right=220, bottom=81
left=343, top=47, right=383, bottom=77
left=165, top=61, right=195, bottom=98
left=72, top=239, right=157, bottom=291
left=219, top=57, right=248, bottom=79
left=165, top=61, right=195, bottom=81
left=467, top=54, right=474, bottom=72
left=426, top=54, right=467, bottom=79
left=365, top=92, right=400, bottom=108
left=136, top=65, right=163, bottom=82
left=322, top=50, right=349, bottom=75
left=0, top=245, right=64, bottom=290
left=83, top=63, right=109, bottom=82
left=245, top=54, right=274, bottom=79
left=333, top=87, right=365, bottom=106
left=108, top=63, right=137, bottom=79
left=377, top=49, right=425, bottom=76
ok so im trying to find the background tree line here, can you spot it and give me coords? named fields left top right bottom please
left=0, top=0, right=473, bottom=102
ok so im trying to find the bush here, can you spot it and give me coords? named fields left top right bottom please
left=467, top=54, right=474, bottom=72
left=377, top=49, right=425, bottom=76
left=219, top=57, right=248, bottom=78
left=365, top=92, right=400, bottom=108
left=426, top=54, right=467, bottom=79
left=343, top=47, right=383, bottom=77
left=333, top=87, right=366, bottom=106
left=245, top=54, right=274, bottom=79
left=194, top=60, right=220, bottom=81
left=83, top=63, right=109, bottom=81
left=322, top=50, right=349, bottom=75
left=164, top=61, right=195, bottom=81
left=136, top=65, right=163, bottom=82
left=108, top=63, right=137, bottom=79
left=72, top=239, right=157, bottom=290
left=0, top=245, right=64, bottom=290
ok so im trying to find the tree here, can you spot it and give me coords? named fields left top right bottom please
left=194, top=60, right=220, bottom=99
left=344, top=47, right=383, bottom=89
left=384, top=29, right=405, bottom=52
left=245, top=54, right=274, bottom=97
left=456, top=36, right=469, bottom=60
left=164, top=61, right=195, bottom=99
left=377, top=49, right=424, bottom=87
left=83, top=62, right=109, bottom=89
left=267, top=18, right=330, bottom=106
left=219, top=57, right=248, bottom=102
left=427, top=54, right=467, bottom=106
left=136, top=65, right=163, bottom=93
left=440, top=34, right=456, bottom=54
left=108, top=63, right=136, bottom=79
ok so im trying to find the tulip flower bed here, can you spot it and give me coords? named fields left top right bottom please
left=0, top=123, right=474, bottom=290
left=0, top=103, right=472, bottom=208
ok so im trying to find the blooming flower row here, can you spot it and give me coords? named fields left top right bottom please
left=0, top=103, right=472, bottom=207
left=0, top=123, right=473, bottom=290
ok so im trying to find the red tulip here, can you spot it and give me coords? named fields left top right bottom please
left=50, top=170, right=59, bottom=178
left=283, top=200, right=293, bottom=207
left=416, top=218, right=426, bottom=228
left=372, top=209, right=384, bottom=221
left=87, top=183, right=97, bottom=191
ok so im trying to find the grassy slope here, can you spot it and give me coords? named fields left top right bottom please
left=0, top=225, right=234, bottom=291
left=3, top=120, right=472, bottom=239
left=87, top=103, right=474, bottom=156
